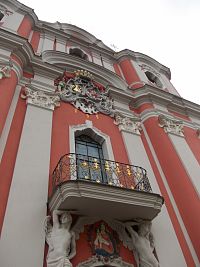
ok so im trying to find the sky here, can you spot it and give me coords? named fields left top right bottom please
left=21, top=0, right=200, bottom=105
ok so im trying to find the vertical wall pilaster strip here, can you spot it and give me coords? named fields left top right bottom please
left=141, top=128, right=199, bottom=266
left=144, top=116, right=200, bottom=262
left=0, top=100, right=55, bottom=266
left=120, top=128, right=188, bottom=267
left=168, top=133, right=200, bottom=196
left=119, top=59, right=141, bottom=87
left=184, top=127, right=200, bottom=165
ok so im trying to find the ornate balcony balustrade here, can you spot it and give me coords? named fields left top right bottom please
left=52, top=153, right=152, bottom=193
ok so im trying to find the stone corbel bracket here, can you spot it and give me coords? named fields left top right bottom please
left=21, top=87, right=60, bottom=110
left=114, top=113, right=142, bottom=135
left=158, top=114, right=184, bottom=137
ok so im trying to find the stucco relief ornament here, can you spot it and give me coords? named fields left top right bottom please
left=114, top=113, right=142, bottom=135
left=55, top=70, right=114, bottom=116
left=77, top=256, right=134, bottom=267
left=0, top=65, right=11, bottom=79
left=158, top=114, right=184, bottom=137
left=0, top=5, right=13, bottom=17
left=21, top=87, right=60, bottom=110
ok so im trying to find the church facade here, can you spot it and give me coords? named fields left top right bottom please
left=0, top=1, right=199, bottom=266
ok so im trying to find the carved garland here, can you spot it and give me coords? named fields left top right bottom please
left=114, top=113, right=142, bottom=135
left=158, top=114, right=184, bottom=137
left=54, top=70, right=115, bottom=116
left=21, top=87, right=60, bottom=110
left=0, top=65, right=11, bottom=79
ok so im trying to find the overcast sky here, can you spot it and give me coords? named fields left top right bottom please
left=21, top=0, right=200, bottom=105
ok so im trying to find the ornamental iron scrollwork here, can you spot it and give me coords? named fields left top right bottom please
left=55, top=70, right=114, bottom=116
left=52, top=153, right=152, bottom=193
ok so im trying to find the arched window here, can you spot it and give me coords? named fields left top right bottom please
left=75, top=134, right=108, bottom=183
left=69, top=47, right=88, bottom=60
left=145, top=71, right=162, bottom=88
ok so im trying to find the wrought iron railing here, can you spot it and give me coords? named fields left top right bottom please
left=52, top=153, right=152, bottom=193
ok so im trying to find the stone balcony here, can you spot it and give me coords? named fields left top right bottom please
left=48, top=153, right=164, bottom=221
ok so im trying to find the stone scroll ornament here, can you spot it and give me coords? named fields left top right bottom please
left=54, top=70, right=114, bottom=116
left=44, top=210, right=76, bottom=267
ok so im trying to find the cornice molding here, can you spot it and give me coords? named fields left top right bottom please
left=21, top=87, right=60, bottom=110
left=1, top=0, right=38, bottom=25
left=114, top=49, right=171, bottom=79
left=158, top=114, right=184, bottom=137
left=1, top=29, right=200, bottom=124
left=41, top=50, right=128, bottom=90
left=35, top=24, right=115, bottom=58
left=129, top=84, right=200, bottom=119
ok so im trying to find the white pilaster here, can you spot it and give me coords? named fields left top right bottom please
left=102, top=57, right=114, bottom=72
left=161, top=74, right=180, bottom=96
left=114, top=113, right=187, bottom=267
left=92, top=52, right=102, bottom=66
left=0, top=89, right=60, bottom=267
left=56, top=39, right=66, bottom=52
left=131, top=59, right=147, bottom=81
left=159, top=114, right=200, bottom=195
left=42, top=34, right=54, bottom=52
left=2, top=12, right=24, bottom=33
left=169, top=134, right=200, bottom=196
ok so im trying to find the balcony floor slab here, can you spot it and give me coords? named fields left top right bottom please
left=48, top=180, right=164, bottom=221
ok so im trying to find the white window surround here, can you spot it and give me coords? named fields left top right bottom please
left=69, top=120, right=114, bottom=161
left=67, top=45, right=92, bottom=61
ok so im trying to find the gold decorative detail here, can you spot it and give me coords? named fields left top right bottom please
left=81, top=161, right=88, bottom=167
left=71, top=84, right=81, bottom=93
left=74, top=69, right=93, bottom=80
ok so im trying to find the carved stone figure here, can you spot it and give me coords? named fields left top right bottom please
left=44, top=210, right=76, bottom=267
left=125, top=221, right=159, bottom=267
